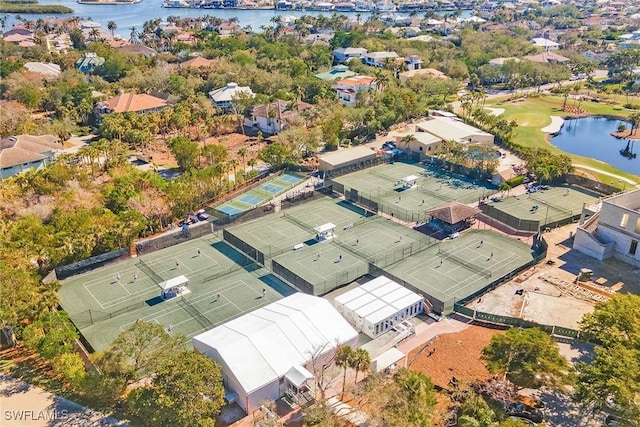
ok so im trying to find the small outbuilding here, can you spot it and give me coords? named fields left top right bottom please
left=426, top=202, right=480, bottom=234
left=318, top=146, right=377, bottom=174
left=333, top=276, right=424, bottom=339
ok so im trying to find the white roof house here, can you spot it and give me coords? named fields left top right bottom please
left=24, top=62, right=61, bottom=77
left=192, top=293, right=358, bottom=414
left=334, top=276, right=424, bottom=338
left=415, top=116, right=494, bottom=144
left=532, top=37, right=559, bottom=51
left=208, top=82, right=254, bottom=112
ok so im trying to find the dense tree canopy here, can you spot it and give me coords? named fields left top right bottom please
left=575, top=294, right=640, bottom=422
left=127, top=351, right=225, bottom=427
left=482, top=327, right=569, bottom=388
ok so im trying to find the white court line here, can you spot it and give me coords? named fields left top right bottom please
left=82, top=282, right=107, bottom=310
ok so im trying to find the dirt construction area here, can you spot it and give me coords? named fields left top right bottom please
left=466, top=222, right=640, bottom=329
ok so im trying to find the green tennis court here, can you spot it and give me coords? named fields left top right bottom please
left=59, top=236, right=295, bottom=352
left=384, top=229, right=535, bottom=313
left=484, top=186, right=600, bottom=226
left=331, top=161, right=496, bottom=222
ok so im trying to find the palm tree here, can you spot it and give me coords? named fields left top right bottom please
left=88, top=27, right=100, bottom=42
left=107, top=20, right=117, bottom=37
left=238, top=147, right=248, bottom=173
left=335, top=345, right=355, bottom=399
left=351, top=348, right=370, bottom=383
left=129, top=26, right=138, bottom=43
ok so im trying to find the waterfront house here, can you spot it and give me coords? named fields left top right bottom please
left=244, top=100, right=312, bottom=135
left=333, top=47, right=368, bottom=64
left=0, top=134, right=62, bottom=179
left=333, top=75, right=378, bottom=107
left=209, top=83, right=255, bottom=112
left=3, top=27, right=36, bottom=47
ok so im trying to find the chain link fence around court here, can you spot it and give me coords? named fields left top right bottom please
left=478, top=202, right=581, bottom=233
left=55, top=248, right=130, bottom=280
left=453, top=304, right=580, bottom=339
left=271, top=259, right=368, bottom=296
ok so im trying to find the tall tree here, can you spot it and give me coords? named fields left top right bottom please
left=127, top=351, right=225, bottom=426
left=107, top=21, right=117, bottom=37
left=335, top=345, right=355, bottom=399
left=97, top=320, right=184, bottom=382
left=575, top=294, right=640, bottom=422
left=482, top=327, right=569, bottom=388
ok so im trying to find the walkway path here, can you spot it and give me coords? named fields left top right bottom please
left=0, top=375, right=129, bottom=426
left=572, top=163, right=638, bottom=187
left=484, top=107, right=505, bottom=116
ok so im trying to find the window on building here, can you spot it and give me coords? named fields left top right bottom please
left=620, top=213, right=629, bottom=228
left=419, top=146, right=423, bottom=151
left=635, top=218, right=640, bottom=234
left=630, top=240, right=638, bottom=255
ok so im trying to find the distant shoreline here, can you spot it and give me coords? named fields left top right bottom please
left=77, top=0, right=139, bottom=4
left=0, top=2, right=73, bottom=12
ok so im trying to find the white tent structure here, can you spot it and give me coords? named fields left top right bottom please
left=192, top=293, right=358, bottom=414
left=401, top=175, right=418, bottom=189
left=158, top=275, right=189, bottom=299
left=314, top=223, right=336, bottom=241
left=333, top=276, right=423, bottom=338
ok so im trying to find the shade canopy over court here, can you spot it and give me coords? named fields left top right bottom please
left=192, top=293, right=358, bottom=414
left=157, top=275, right=188, bottom=291
left=402, top=175, right=418, bottom=188
left=427, top=202, right=480, bottom=225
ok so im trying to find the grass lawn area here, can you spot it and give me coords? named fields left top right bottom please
left=486, top=95, right=639, bottom=184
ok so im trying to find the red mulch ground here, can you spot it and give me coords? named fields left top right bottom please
left=408, top=325, right=504, bottom=390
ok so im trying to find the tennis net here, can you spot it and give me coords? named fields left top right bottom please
left=282, top=212, right=316, bottom=233
left=137, top=259, right=164, bottom=284
left=442, top=251, right=492, bottom=278
left=178, top=297, right=215, bottom=329
left=529, top=194, right=573, bottom=216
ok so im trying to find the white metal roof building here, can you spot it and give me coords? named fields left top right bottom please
left=192, top=293, right=358, bottom=414
left=333, top=276, right=424, bottom=339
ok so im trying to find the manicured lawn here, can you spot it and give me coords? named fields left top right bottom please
left=486, top=95, right=639, bottom=184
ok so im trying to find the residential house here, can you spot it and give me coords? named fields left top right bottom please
left=488, top=57, right=520, bottom=67
left=398, top=68, right=447, bottom=84
left=75, top=52, right=105, bottom=73
left=532, top=37, right=560, bottom=51
left=117, top=44, right=157, bottom=57
left=573, top=189, right=640, bottom=266
left=405, top=55, right=423, bottom=71
left=244, top=100, right=311, bottom=135
left=333, top=75, right=378, bottom=107
left=215, top=21, right=242, bottom=36
left=208, top=82, right=254, bottom=112
left=314, top=65, right=357, bottom=81
left=0, top=134, right=62, bottom=179
left=333, top=47, right=368, bottom=64
left=3, top=27, right=35, bottom=47
left=179, top=56, right=216, bottom=69
left=94, top=93, right=168, bottom=123
left=524, top=51, right=570, bottom=64
left=363, top=51, right=399, bottom=68
left=23, top=62, right=61, bottom=78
